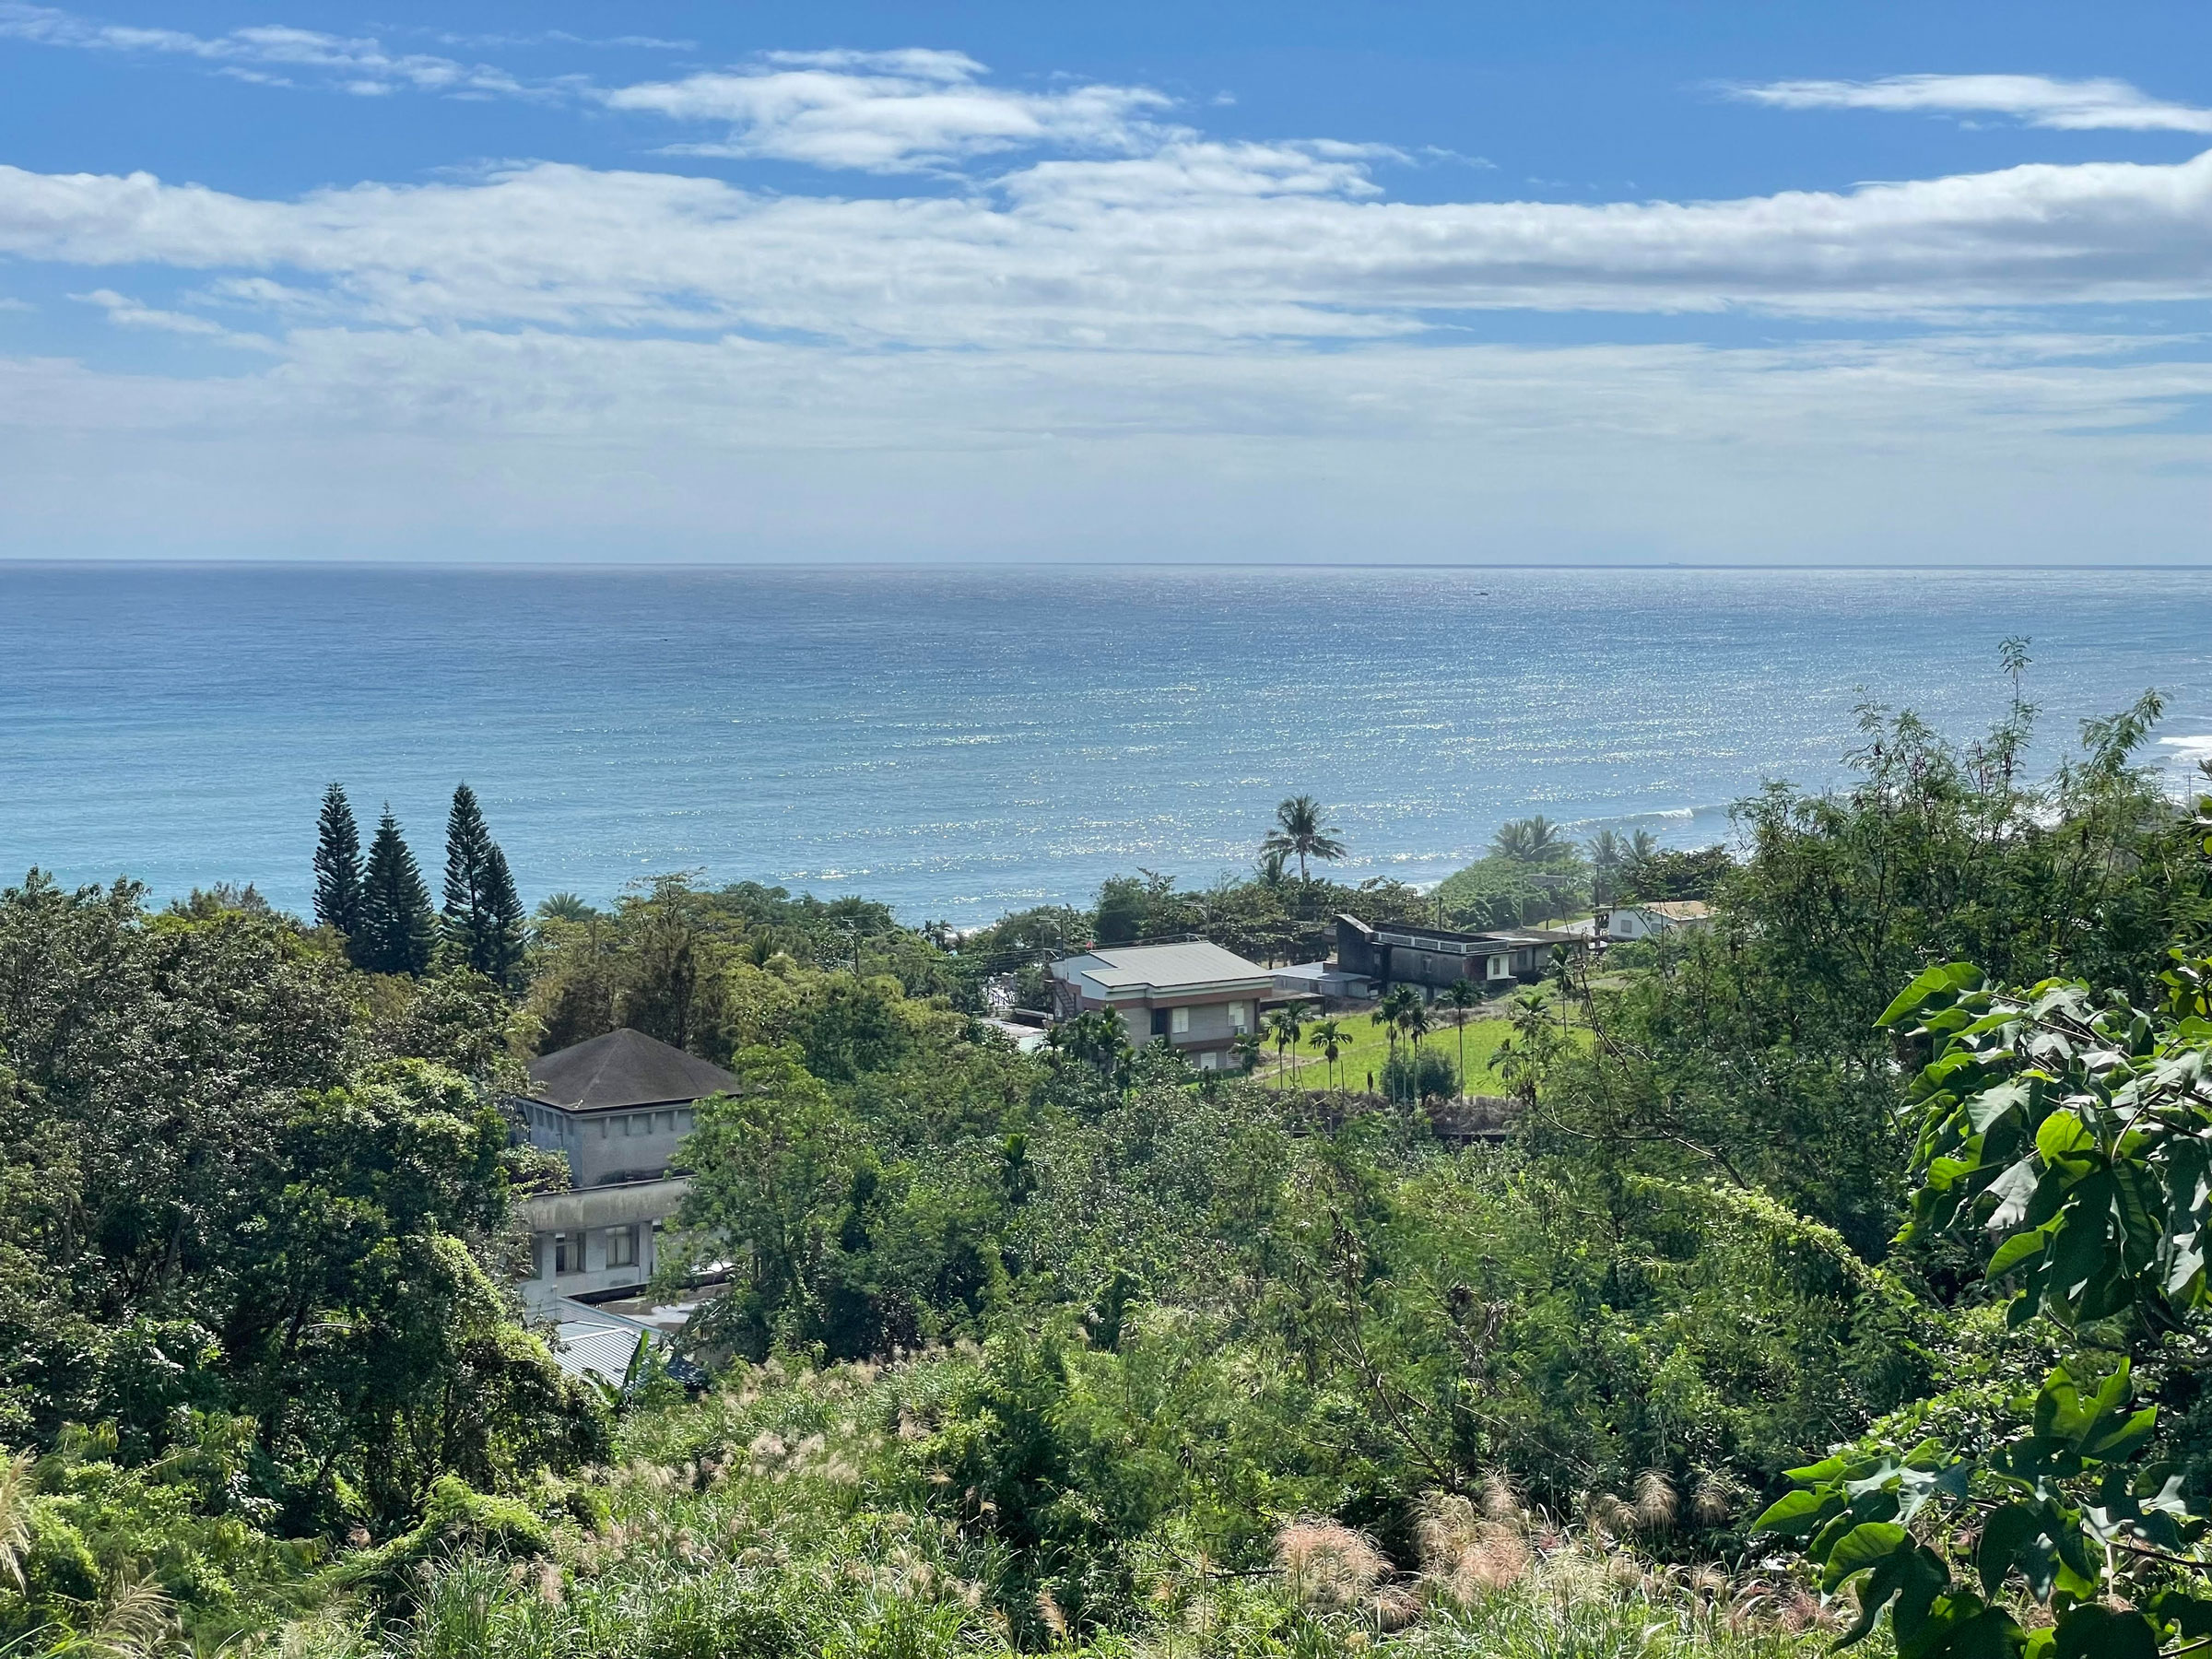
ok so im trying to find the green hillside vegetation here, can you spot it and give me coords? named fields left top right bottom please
left=12, top=653, right=2212, bottom=1656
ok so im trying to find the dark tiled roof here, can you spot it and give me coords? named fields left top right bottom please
left=525, top=1028, right=739, bottom=1112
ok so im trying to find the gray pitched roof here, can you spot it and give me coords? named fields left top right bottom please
left=525, top=1028, right=739, bottom=1112
left=1053, top=939, right=1272, bottom=992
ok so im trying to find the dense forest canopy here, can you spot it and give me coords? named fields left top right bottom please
left=9, top=664, right=2212, bottom=1655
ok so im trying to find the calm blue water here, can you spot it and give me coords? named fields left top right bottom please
left=6, top=563, right=2212, bottom=924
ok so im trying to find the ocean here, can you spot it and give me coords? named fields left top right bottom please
left=5, top=563, right=2212, bottom=925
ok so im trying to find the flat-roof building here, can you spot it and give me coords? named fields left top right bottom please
left=1335, top=912, right=1578, bottom=994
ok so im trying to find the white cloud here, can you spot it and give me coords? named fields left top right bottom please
left=71, top=287, right=279, bottom=348
left=5, top=143, right=2212, bottom=348
left=0, top=2, right=528, bottom=95
left=3, top=34, right=2211, bottom=560
left=600, top=51, right=1173, bottom=171
left=1735, top=73, right=2212, bottom=134
left=0, top=325, right=2205, bottom=563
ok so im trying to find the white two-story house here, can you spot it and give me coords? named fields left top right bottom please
left=511, top=1027, right=737, bottom=1316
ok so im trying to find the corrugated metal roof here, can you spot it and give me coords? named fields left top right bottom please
left=553, top=1318, right=644, bottom=1385
left=1068, top=939, right=1272, bottom=990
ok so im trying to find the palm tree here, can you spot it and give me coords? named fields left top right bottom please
left=1232, top=1030, right=1265, bottom=1074
left=1585, top=830, right=1627, bottom=906
left=1048, top=1009, right=1130, bottom=1079
left=1373, top=984, right=1421, bottom=1056
left=1265, top=1005, right=1306, bottom=1088
left=1490, top=815, right=1566, bottom=865
left=1402, top=996, right=1432, bottom=1051
left=1618, top=828, right=1661, bottom=900
left=1262, top=795, right=1347, bottom=882
left=1306, top=1018, right=1347, bottom=1091
left=1255, top=846, right=1289, bottom=888
left=1441, top=977, right=1481, bottom=1092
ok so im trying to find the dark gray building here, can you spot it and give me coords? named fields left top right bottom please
left=1334, top=912, right=1577, bottom=994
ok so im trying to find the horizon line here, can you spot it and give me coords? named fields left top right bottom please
left=6, top=558, right=2212, bottom=575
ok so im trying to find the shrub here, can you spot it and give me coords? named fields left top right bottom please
left=1381, top=1047, right=1458, bottom=1102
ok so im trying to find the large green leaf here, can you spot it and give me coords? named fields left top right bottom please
left=2053, top=1606, right=2158, bottom=1659
left=1975, top=1503, right=2042, bottom=1598
left=1987, top=1225, right=2053, bottom=1279
left=1751, top=1488, right=1836, bottom=1536
left=2036, top=1111, right=2094, bottom=1164
left=1879, top=964, right=1988, bottom=1030
left=2082, top=1405, right=2158, bottom=1463
left=1824, top=1521, right=1912, bottom=1592
left=1839, top=1543, right=1949, bottom=1652
left=2145, top=1589, right=2212, bottom=1639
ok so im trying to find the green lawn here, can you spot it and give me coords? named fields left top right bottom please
left=1259, top=1012, right=1515, bottom=1094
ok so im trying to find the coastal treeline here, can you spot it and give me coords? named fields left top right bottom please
left=8, top=655, right=2212, bottom=1656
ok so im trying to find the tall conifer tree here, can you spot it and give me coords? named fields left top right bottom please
left=481, top=842, right=527, bottom=989
left=358, top=806, right=435, bottom=976
left=312, top=782, right=364, bottom=939
left=442, top=783, right=525, bottom=987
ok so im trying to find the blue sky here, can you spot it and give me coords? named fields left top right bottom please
left=3, top=2, right=2211, bottom=563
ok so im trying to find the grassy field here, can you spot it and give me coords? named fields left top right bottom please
left=1259, top=1012, right=1517, bottom=1094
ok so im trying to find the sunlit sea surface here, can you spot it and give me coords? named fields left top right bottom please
left=6, top=564, right=2212, bottom=924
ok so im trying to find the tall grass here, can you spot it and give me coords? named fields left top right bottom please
left=239, top=1351, right=1853, bottom=1659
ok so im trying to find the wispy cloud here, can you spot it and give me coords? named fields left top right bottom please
left=600, top=49, right=1176, bottom=172
left=8, top=142, right=2212, bottom=347
left=0, top=1, right=528, bottom=95
left=3, top=327, right=2206, bottom=564
left=71, top=287, right=279, bottom=348
left=428, top=29, right=695, bottom=52
left=1734, top=73, right=2212, bottom=133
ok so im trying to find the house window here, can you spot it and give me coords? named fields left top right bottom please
left=524, top=1236, right=544, bottom=1278
left=1170, top=1006, right=1190, bottom=1035
left=606, top=1225, right=638, bottom=1268
left=1151, top=1008, right=1171, bottom=1038
left=553, top=1233, right=577, bottom=1275
left=1230, top=1002, right=1250, bottom=1033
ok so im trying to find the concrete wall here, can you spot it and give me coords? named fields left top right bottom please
left=521, top=1100, right=698, bottom=1188
left=1115, top=996, right=1254, bottom=1053
left=518, top=1177, right=688, bottom=1315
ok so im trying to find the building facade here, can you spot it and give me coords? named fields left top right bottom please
left=510, top=1027, right=737, bottom=1315
left=1334, top=912, right=1577, bottom=994
left=1048, top=939, right=1278, bottom=1069
left=1599, top=900, right=1714, bottom=941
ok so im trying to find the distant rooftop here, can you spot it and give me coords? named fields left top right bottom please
left=1053, top=938, right=1272, bottom=992
left=1621, top=900, right=1712, bottom=920
left=525, top=1027, right=740, bottom=1112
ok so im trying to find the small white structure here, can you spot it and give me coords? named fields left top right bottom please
left=1050, top=939, right=1277, bottom=1070
left=977, top=1017, right=1051, bottom=1053
left=1599, top=900, right=1714, bottom=941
